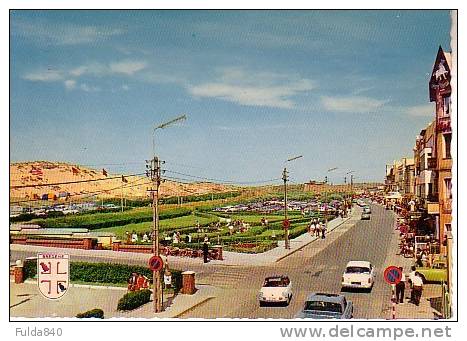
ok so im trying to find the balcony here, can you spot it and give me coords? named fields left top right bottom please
left=441, top=199, right=452, bottom=214
left=437, top=116, right=451, bottom=133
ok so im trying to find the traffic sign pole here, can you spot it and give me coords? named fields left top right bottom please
left=384, top=266, right=402, bottom=320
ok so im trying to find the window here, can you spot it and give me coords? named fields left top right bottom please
left=444, top=178, right=452, bottom=199
left=443, top=133, right=452, bottom=159
left=443, top=96, right=451, bottom=117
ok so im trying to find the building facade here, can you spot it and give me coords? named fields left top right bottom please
left=429, top=46, right=452, bottom=253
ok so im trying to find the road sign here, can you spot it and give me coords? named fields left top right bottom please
left=384, top=266, right=402, bottom=285
left=148, top=255, right=164, bottom=272
left=282, top=219, right=290, bottom=229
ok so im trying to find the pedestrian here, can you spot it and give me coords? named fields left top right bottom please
left=309, top=221, right=315, bottom=234
left=172, top=232, right=178, bottom=244
left=131, top=231, right=138, bottom=243
left=321, top=224, right=326, bottom=239
left=142, top=233, right=149, bottom=242
left=315, top=222, right=321, bottom=237
left=127, top=272, right=138, bottom=291
left=203, top=241, right=209, bottom=263
left=396, top=267, right=406, bottom=304
left=203, top=234, right=210, bottom=244
left=411, top=272, right=424, bottom=306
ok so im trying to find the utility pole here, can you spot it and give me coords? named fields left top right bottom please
left=147, top=114, right=186, bottom=314
left=147, top=157, right=163, bottom=312
left=282, top=167, right=289, bottom=249
left=121, top=181, right=124, bottom=213
left=324, top=176, right=328, bottom=231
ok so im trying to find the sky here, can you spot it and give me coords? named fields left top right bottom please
left=10, top=10, right=452, bottom=185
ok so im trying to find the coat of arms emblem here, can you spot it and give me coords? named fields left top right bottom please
left=37, top=253, right=69, bottom=299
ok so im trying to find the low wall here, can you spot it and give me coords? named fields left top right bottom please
left=10, top=236, right=96, bottom=250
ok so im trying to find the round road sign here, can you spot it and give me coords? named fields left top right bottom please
left=384, top=266, right=402, bottom=285
left=148, top=255, right=164, bottom=272
left=282, top=219, right=290, bottom=229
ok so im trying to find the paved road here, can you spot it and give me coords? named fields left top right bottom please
left=180, top=204, right=396, bottom=318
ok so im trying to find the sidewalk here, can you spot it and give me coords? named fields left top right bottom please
left=10, top=280, right=218, bottom=319
left=382, top=209, right=442, bottom=319
left=10, top=207, right=361, bottom=268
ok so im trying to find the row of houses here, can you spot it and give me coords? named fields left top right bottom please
left=385, top=46, right=453, bottom=256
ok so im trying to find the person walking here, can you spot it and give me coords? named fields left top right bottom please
left=321, top=223, right=326, bottom=239
left=411, top=272, right=424, bottom=306
left=315, top=222, right=321, bottom=237
left=202, top=241, right=209, bottom=263
left=395, top=267, right=406, bottom=304
left=309, top=221, right=315, bottom=235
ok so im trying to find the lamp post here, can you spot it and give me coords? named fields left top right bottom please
left=149, top=114, right=187, bottom=313
left=346, top=171, right=355, bottom=212
left=283, top=155, right=303, bottom=249
left=324, top=167, right=338, bottom=234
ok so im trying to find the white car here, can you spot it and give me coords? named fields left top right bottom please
left=341, top=261, right=376, bottom=291
left=258, top=275, right=292, bottom=306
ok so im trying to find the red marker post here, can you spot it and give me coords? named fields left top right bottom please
left=384, top=266, right=402, bottom=320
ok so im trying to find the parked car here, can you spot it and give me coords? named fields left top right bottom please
left=341, top=261, right=375, bottom=291
left=258, top=275, right=292, bottom=306
left=416, top=259, right=447, bottom=283
left=363, top=206, right=371, bottom=214
left=361, top=212, right=371, bottom=220
left=295, top=293, right=353, bottom=319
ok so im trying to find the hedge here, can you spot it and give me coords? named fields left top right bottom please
left=76, top=308, right=104, bottom=319
left=117, top=289, right=151, bottom=311
left=30, top=207, right=192, bottom=230
left=23, top=260, right=183, bottom=293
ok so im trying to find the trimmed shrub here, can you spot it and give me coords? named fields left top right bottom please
left=117, top=289, right=151, bottom=311
left=23, top=258, right=37, bottom=279
left=22, top=259, right=182, bottom=293
left=31, top=207, right=192, bottom=230
left=76, top=308, right=104, bottom=319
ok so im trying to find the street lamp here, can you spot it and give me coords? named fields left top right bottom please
left=150, top=114, right=187, bottom=313
left=324, top=167, right=338, bottom=235
left=152, top=114, right=187, bottom=158
left=345, top=171, right=355, bottom=216
left=283, top=155, right=303, bottom=249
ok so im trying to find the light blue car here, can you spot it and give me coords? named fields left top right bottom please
left=296, top=293, right=353, bottom=319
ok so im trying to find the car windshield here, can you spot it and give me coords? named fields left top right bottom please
left=263, top=278, right=289, bottom=287
left=304, top=300, right=343, bottom=313
left=345, top=266, right=370, bottom=274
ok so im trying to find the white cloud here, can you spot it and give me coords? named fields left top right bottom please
left=321, top=95, right=387, bottom=113
left=109, top=61, right=147, bottom=75
left=22, top=70, right=63, bottom=82
left=13, top=20, right=125, bottom=45
left=80, top=83, right=100, bottom=92
left=188, top=67, right=315, bottom=109
left=405, top=103, right=435, bottom=117
left=64, top=79, right=76, bottom=90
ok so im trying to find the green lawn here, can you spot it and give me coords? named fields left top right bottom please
left=95, top=214, right=219, bottom=239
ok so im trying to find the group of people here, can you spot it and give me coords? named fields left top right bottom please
left=308, top=219, right=327, bottom=239
left=125, top=231, right=152, bottom=244
left=394, top=266, right=424, bottom=306
left=227, top=219, right=250, bottom=235
left=127, top=272, right=150, bottom=292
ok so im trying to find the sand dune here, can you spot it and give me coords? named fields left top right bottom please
left=10, top=161, right=232, bottom=201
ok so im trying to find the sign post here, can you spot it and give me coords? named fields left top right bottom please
left=384, top=266, right=402, bottom=320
